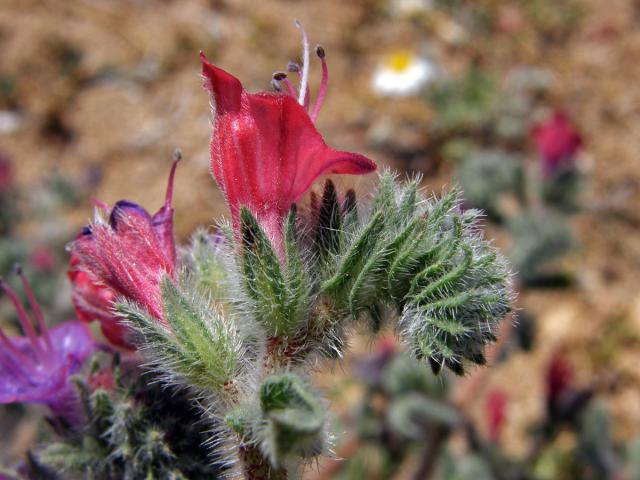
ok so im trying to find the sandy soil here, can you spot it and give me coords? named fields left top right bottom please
left=1, top=0, right=639, bottom=475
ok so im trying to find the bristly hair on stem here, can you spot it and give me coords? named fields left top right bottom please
left=43, top=22, right=514, bottom=478
left=99, top=170, right=512, bottom=478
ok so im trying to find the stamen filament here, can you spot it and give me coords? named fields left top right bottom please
left=165, top=149, right=182, bottom=209
left=0, top=348, right=32, bottom=382
left=0, top=324, right=37, bottom=371
left=310, top=45, right=328, bottom=123
left=15, top=265, right=51, bottom=350
left=295, top=20, right=310, bottom=108
left=0, top=279, right=43, bottom=356
left=281, top=78, right=298, bottom=98
left=92, top=198, right=110, bottom=213
left=287, top=61, right=310, bottom=110
left=271, top=79, right=283, bottom=92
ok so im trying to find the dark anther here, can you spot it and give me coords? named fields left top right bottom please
left=315, top=45, right=325, bottom=59
left=272, top=71, right=288, bottom=81
left=271, top=79, right=282, bottom=92
left=287, top=62, right=301, bottom=73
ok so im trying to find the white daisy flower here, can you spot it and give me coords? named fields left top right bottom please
left=0, top=110, right=22, bottom=135
left=390, top=0, right=433, bottom=17
left=372, top=51, right=437, bottom=97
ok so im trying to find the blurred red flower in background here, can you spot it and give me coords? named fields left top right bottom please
left=0, top=152, right=12, bottom=192
left=532, top=111, right=583, bottom=176
left=486, top=389, right=508, bottom=442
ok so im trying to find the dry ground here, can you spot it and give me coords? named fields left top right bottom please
left=1, top=0, right=639, bottom=475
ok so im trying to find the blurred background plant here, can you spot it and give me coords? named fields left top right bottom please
left=2, top=0, right=640, bottom=478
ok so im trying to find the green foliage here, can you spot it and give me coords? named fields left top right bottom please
left=437, top=451, right=494, bottom=480
left=381, top=355, right=446, bottom=398
left=41, top=363, right=223, bottom=479
left=182, top=228, right=228, bottom=301
left=119, top=276, right=244, bottom=392
left=456, top=150, right=525, bottom=219
left=258, top=373, right=326, bottom=465
left=225, top=373, right=326, bottom=468
left=507, top=212, right=572, bottom=284
left=322, top=172, right=513, bottom=374
left=576, top=400, right=620, bottom=479
left=427, top=67, right=498, bottom=132
left=107, top=173, right=513, bottom=475
left=240, top=207, right=310, bottom=337
left=626, top=436, right=640, bottom=480
left=388, top=394, right=459, bottom=440
left=541, top=165, right=583, bottom=212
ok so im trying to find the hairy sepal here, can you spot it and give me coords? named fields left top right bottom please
left=225, top=373, right=326, bottom=469
left=117, top=275, right=245, bottom=394
left=182, top=227, right=228, bottom=302
left=320, top=171, right=514, bottom=374
left=240, top=207, right=311, bottom=338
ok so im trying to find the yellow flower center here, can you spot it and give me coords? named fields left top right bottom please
left=385, top=51, right=414, bottom=72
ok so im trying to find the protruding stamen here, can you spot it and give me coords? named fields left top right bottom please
left=281, top=78, right=298, bottom=98
left=310, top=45, right=329, bottom=123
left=271, top=71, right=296, bottom=98
left=92, top=198, right=110, bottom=212
left=0, top=348, right=32, bottom=381
left=286, top=61, right=310, bottom=109
left=14, top=265, right=51, bottom=350
left=287, top=62, right=301, bottom=74
left=295, top=20, right=310, bottom=108
left=165, top=149, right=182, bottom=209
left=0, top=321, right=38, bottom=373
left=0, top=278, right=43, bottom=356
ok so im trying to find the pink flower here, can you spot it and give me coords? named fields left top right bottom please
left=201, top=23, right=376, bottom=253
left=486, top=389, right=508, bottom=442
left=29, top=246, right=57, bottom=273
left=497, top=5, right=524, bottom=35
left=532, top=111, right=583, bottom=176
left=70, top=157, right=180, bottom=326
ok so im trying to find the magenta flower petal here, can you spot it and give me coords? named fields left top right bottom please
left=70, top=159, right=180, bottom=327
left=201, top=52, right=376, bottom=250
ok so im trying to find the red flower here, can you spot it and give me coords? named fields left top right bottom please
left=70, top=157, right=180, bottom=328
left=68, top=254, right=131, bottom=348
left=546, top=352, right=573, bottom=403
left=201, top=24, right=376, bottom=253
left=0, top=152, right=11, bottom=192
left=486, top=389, right=508, bottom=442
left=532, top=111, right=583, bottom=176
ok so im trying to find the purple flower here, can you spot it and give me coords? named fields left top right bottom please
left=0, top=269, right=95, bottom=427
